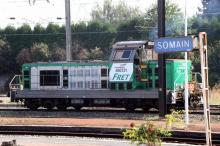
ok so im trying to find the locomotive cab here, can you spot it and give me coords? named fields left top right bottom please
left=109, top=41, right=155, bottom=90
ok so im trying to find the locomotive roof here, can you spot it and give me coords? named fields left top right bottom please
left=112, top=40, right=154, bottom=49
left=22, top=60, right=109, bottom=67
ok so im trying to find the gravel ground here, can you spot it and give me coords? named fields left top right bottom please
left=0, top=108, right=219, bottom=123
left=0, top=109, right=157, bottom=120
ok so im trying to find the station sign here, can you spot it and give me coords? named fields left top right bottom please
left=154, top=36, right=193, bottom=53
left=109, top=63, right=133, bottom=82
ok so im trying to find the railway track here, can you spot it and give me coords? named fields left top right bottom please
left=0, top=125, right=219, bottom=145
left=163, top=137, right=220, bottom=145
left=0, top=106, right=219, bottom=125
left=0, top=104, right=220, bottom=115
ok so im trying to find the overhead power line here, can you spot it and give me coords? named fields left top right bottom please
left=0, top=30, right=141, bottom=36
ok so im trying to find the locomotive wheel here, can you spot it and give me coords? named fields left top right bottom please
left=45, top=104, right=54, bottom=110
left=74, top=106, right=82, bottom=111
left=142, top=107, right=151, bottom=112
left=44, top=103, right=54, bottom=110
left=28, top=104, right=39, bottom=111
left=126, top=107, right=135, bottom=112
left=25, top=99, right=39, bottom=111
left=56, top=99, right=67, bottom=111
left=42, top=99, right=55, bottom=110
left=57, top=105, right=67, bottom=111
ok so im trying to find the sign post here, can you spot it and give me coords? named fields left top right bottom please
left=158, top=0, right=166, bottom=118
left=154, top=36, right=193, bottom=128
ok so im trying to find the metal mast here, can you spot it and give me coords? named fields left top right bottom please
left=65, top=0, right=72, bottom=61
left=184, top=0, right=189, bottom=127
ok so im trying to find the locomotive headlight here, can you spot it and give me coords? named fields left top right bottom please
left=180, top=85, right=184, bottom=89
left=191, top=65, right=194, bottom=71
left=200, top=96, right=204, bottom=104
left=171, top=92, right=176, bottom=104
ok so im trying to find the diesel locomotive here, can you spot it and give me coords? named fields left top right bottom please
left=9, top=41, right=203, bottom=111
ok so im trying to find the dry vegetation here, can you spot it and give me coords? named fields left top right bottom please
left=210, top=84, right=220, bottom=105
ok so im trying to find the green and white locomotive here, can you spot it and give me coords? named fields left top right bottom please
left=9, top=41, right=202, bottom=110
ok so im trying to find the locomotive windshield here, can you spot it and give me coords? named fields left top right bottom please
left=113, top=49, right=133, bottom=60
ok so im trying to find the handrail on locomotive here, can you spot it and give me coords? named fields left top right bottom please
left=9, top=75, right=22, bottom=91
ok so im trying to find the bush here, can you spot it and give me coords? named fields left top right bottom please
left=165, top=110, right=184, bottom=129
left=123, top=121, right=171, bottom=146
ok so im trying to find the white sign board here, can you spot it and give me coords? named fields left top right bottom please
left=109, top=63, right=133, bottom=82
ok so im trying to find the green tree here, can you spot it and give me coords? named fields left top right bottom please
left=30, top=42, right=49, bottom=62
left=3, top=26, right=16, bottom=34
left=136, top=1, right=184, bottom=39
left=3, top=26, right=18, bottom=57
left=88, top=47, right=104, bottom=60
left=72, top=22, right=87, bottom=50
left=8, top=24, right=34, bottom=59
left=201, top=0, right=220, bottom=18
left=116, top=18, right=143, bottom=41
left=91, top=0, right=141, bottom=27
left=16, top=48, right=32, bottom=66
left=194, top=16, right=220, bottom=42
left=77, top=48, right=90, bottom=60
left=190, top=1, right=220, bottom=86
left=33, top=24, right=47, bottom=43
left=85, top=20, right=116, bottom=49
left=34, top=24, right=45, bottom=33
left=191, top=0, right=220, bottom=42
left=45, top=23, right=65, bottom=50
left=208, top=41, right=220, bottom=86
left=0, top=38, right=13, bottom=73
left=50, top=48, right=66, bottom=61
left=71, top=20, right=116, bottom=59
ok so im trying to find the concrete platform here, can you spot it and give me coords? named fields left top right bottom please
left=0, top=134, right=202, bottom=146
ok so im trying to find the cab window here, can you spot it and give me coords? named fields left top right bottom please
left=113, top=49, right=132, bottom=60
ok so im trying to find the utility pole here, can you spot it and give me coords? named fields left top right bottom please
left=65, top=0, right=72, bottom=61
left=158, top=0, right=167, bottom=117
left=184, top=0, right=189, bottom=127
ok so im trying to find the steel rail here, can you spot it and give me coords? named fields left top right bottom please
left=0, top=106, right=220, bottom=115
left=0, top=126, right=219, bottom=145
